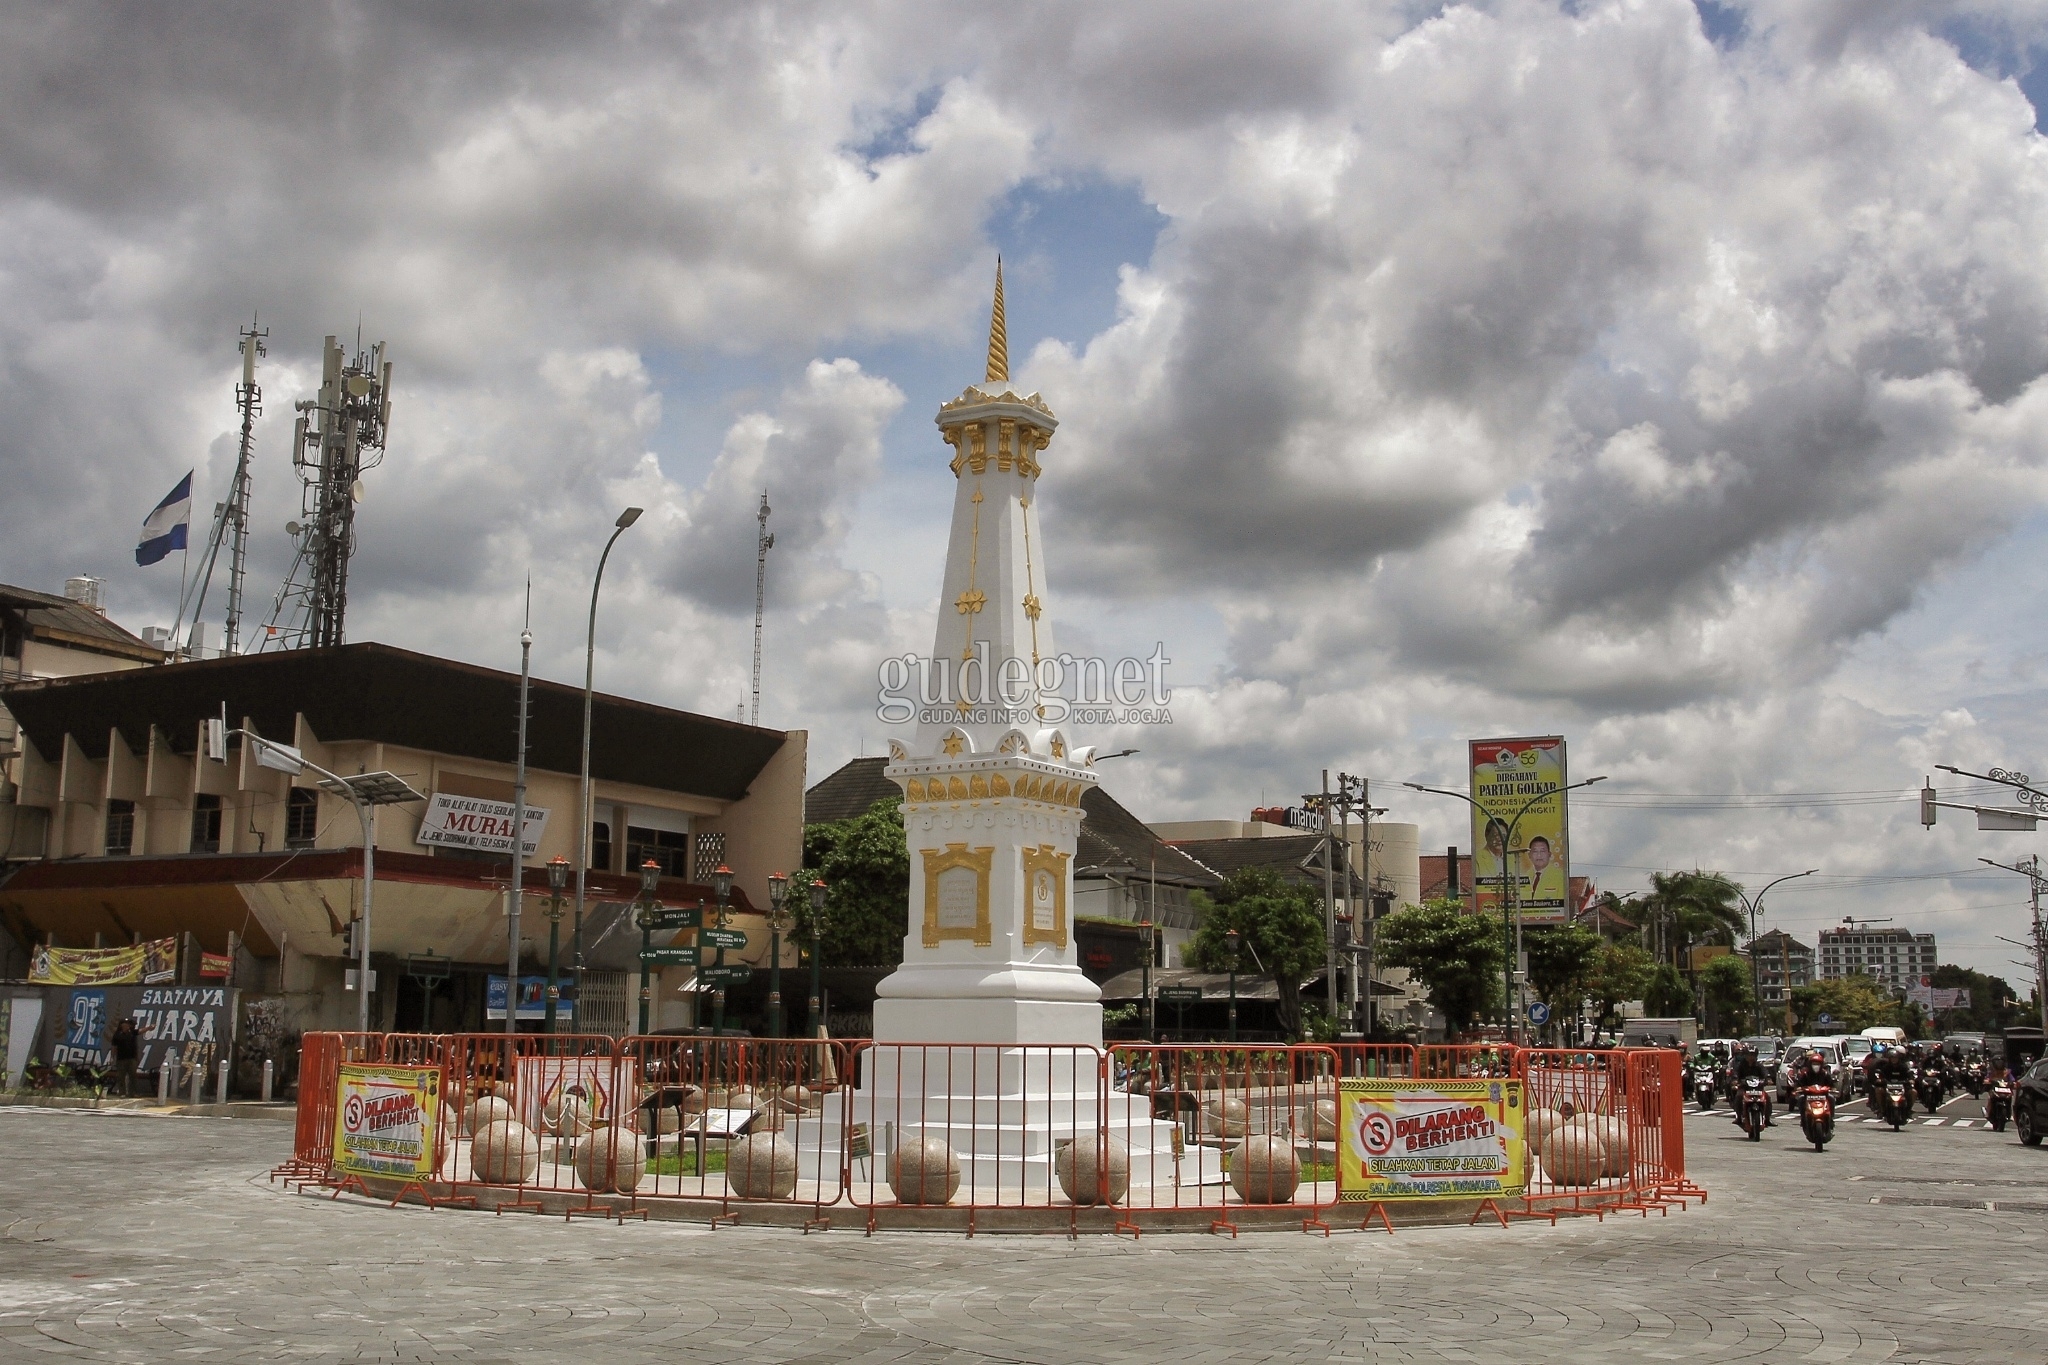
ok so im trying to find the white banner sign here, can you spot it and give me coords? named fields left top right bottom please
left=416, top=792, right=549, bottom=856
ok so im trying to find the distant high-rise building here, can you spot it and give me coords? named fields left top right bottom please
left=1816, top=926, right=1936, bottom=992
left=1742, top=929, right=1814, bottom=1019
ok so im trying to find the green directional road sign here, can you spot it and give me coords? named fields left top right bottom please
left=1157, top=987, right=1204, bottom=1004
left=639, top=945, right=700, bottom=966
left=700, top=928, right=749, bottom=951
left=699, top=964, right=754, bottom=987
left=643, top=908, right=702, bottom=931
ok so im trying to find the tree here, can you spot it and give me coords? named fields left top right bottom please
left=1374, top=899, right=1504, bottom=1036
left=1583, top=941, right=1655, bottom=1032
left=1631, top=870, right=1747, bottom=964
left=1524, top=925, right=1601, bottom=1034
left=1788, top=973, right=1902, bottom=1034
left=1644, top=963, right=1693, bottom=1018
left=800, top=798, right=910, bottom=968
left=1929, top=963, right=2027, bottom=1033
left=1186, top=868, right=1327, bottom=1039
left=1697, top=953, right=1755, bottom=1035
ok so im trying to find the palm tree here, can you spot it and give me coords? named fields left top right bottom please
left=1634, top=870, right=1746, bottom=967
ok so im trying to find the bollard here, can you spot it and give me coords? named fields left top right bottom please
left=158, top=1049, right=177, bottom=1104
left=261, top=1059, right=274, bottom=1103
left=218, top=1060, right=230, bottom=1106
left=190, top=1062, right=203, bottom=1107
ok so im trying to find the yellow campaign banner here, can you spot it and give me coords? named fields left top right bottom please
left=1337, top=1077, right=1527, bottom=1202
left=333, top=1064, right=443, bottom=1181
left=27, top=937, right=179, bottom=986
left=1469, top=735, right=1570, bottom=923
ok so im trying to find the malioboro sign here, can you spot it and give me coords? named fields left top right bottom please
left=415, top=793, right=549, bottom=857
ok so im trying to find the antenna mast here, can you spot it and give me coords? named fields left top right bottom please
left=177, top=321, right=267, bottom=657
left=261, top=334, right=393, bottom=650
left=751, top=490, right=773, bottom=726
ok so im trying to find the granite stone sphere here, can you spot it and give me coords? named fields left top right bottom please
left=781, top=1084, right=819, bottom=1112
left=1296, top=1099, right=1337, bottom=1142
left=726, top=1133, right=799, bottom=1199
left=1055, top=1135, right=1130, bottom=1206
left=1526, top=1108, right=1568, bottom=1150
left=1591, top=1116, right=1631, bottom=1179
left=1202, top=1096, right=1250, bottom=1139
left=545, top=1092, right=596, bottom=1138
left=1540, top=1119, right=1607, bottom=1187
left=750, top=1102, right=790, bottom=1132
left=470, top=1119, right=540, bottom=1185
left=573, top=1125, right=646, bottom=1193
left=1228, top=1135, right=1301, bottom=1203
left=463, top=1094, right=515, bottom=1136
left=890, top=1135, right=962, bottom=1206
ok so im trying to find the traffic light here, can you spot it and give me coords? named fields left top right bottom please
left=341, top=918, right=358, bottom=956
left=1921, top=779, right=1937, bottom=828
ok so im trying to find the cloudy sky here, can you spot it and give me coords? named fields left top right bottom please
left=7, top=0, right=2048, bottom=982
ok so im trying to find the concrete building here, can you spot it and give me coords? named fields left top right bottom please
left=1, top=580, right=163, bottom=858
left=1743, top=929, right=1814, bottom=1021
left=0, top=641, right=804, bottom=1036
left=1816, top=925, right=1937, bottom=992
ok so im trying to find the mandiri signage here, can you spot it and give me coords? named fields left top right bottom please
left=416, top=792, right=549, bottom=857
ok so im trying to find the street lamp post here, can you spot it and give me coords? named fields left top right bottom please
left=572, top=506, right=643, bottom=1030
left=1224, top=928, right=1240, bottom=1043
left=543, top=856, right=570, bottom=1034
left=765, top=872, right=791, bottom=1037
left=803, top=878, right=830, bottom=1036
left=1404, top=775, right=1608, bottom=1043
left=634, top=857, right=661, bottom=1035
left=708, top=864, right=734, bottom=1036
left=1737, top=869, right=1819, bottom=1037
left=1139, top=920, right=1155, bottom=1041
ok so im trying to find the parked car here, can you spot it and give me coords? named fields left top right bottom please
left=2015, top=1054, right=2048, bottom=1147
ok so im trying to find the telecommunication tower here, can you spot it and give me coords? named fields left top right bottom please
left=178, top=321, right=266, bottom=656
left=261, top=335, right=393, bottom=650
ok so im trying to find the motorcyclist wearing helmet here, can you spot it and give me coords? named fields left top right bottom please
left=1869, top=1041, right=1912, bottom=1106
left=1729, top=1041, right=1773, bottom=1125
left=1785, top=1047, right=1832, bottom=1094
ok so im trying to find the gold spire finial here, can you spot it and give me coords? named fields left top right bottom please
left=984, top=257, right=1008, bottom=385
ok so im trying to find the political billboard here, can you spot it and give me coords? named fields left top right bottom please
left=1336, top=1077, right=1528, bottom=1202
left=1469, top=736, right=1570, bottom=924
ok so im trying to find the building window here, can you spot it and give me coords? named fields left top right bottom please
left=285, top=789, right=319, bottom=848
left=104, top=799, right=135, bottom=855
left=625, top=826, right=689, bottom=879
left=191, top=794, right=222, bottom=853
left=694, top=832, right=726, bottom=880
left=590, top=821, right=612, bottom=874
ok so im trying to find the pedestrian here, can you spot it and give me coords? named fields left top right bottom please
left=109, top=1018, right=140, bottom=1097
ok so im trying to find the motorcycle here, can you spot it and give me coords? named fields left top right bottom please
left=1915, top=1069, right=1946, bottom=1114
left=1878, top=1080, right=1912, bottom=1131
left=1963, top=1061, right=1985, bottom=1099
left=1690, top=1064, right=1717, bottom=1110
left=1738, top=1076, right=1770, bottom=1141
left=1986, top=1078, right=2013, bottom=1133
left=1798, top=1083, right=1836, bottom=1151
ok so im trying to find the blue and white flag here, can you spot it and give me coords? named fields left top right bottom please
left=135, top=471, right=193, bottom=566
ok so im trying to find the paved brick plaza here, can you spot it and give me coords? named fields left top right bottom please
left=1, top=1098, right=2043, bottom=1363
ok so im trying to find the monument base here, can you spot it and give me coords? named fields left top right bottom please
left=871, top=997, right=1105, bottom=1047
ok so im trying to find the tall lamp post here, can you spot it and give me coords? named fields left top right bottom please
left=707, top=864, right=734, bottom=1036
left=1736, top=869, right=1818, bottom=1037
left=542, top=856, right=570, bottom=1033
left=634, top=857, right=661, bottom=1035
left=1404, top=774, right=1608, bottom=1043
left=804, top=878, right=828, bottom=1037
left=1139, top=919, right=1155, bottom=1041
left=1224, top=928, right=1240, bottom=1043
left=572, top=506, right=643, bottom=1028
left=765, top=872, right=791, bottom=1037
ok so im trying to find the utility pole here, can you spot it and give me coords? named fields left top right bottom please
left=1321, top=769, right=1337, bottom=1029
left=751, top=492, right=774, bottom=727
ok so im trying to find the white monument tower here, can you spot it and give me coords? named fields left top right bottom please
left=875, top=261, right=1106, bottom=1047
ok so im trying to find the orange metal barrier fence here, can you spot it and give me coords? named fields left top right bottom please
left=277, top=1034, right=1696, bottom=1229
